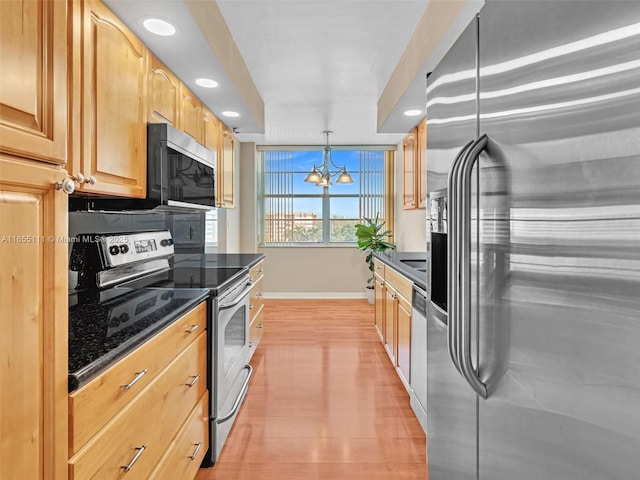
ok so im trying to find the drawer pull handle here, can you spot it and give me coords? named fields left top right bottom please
left=257, top=323, right=264, bottom=329
left=186, top=374, right=201, bottom=388
left=121, top=370, right=148, bottom=390
left=121, top=444, right=147, bottom=472
left=185, top=324, right=200, bottom=334
left=256, top=292, right=263, bottom=297
left=249, top=304, right=254, bottom=310
left=258, top=268, right=264, bottom=273
left=189, top=442, right=203, bottom=460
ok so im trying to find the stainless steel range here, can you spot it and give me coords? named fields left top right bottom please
left=70, top=230, right=253, bottom=466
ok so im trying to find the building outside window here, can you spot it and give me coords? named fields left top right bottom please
left=258, top=148, right=394, bottom=246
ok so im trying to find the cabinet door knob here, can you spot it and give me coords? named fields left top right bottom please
left=71, top=173, right=97, bottom=185
left=54, top=177, right=75, bottom=194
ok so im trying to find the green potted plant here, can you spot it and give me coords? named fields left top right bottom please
left=355, top=214, right=396, bottom=304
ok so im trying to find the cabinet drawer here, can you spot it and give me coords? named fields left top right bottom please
left=69, top=333, right=207, bottom=480
left=149, top=391, right=209, bottom=480
left=249, top=260, right=264, bottom=283
left=249, top=276, right=264, bottom=323
left=249, top=309, right=265, bottom=351
left=69, top=302, right=207, bottom=454
left=373, top=259, right=385, bottom=279
left=384, top=267, right=412, bottom=302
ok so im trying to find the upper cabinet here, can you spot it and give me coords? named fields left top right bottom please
left=0, top=0, right=67, bottom=164
left=218, top=124, right=235, bottom=208
left=148, top=55, right=180, bottom=126
left=70, top=0, right=147, bottom=198
left=417, top=118, right=427, bottom=209
left=402, top=128, right=417, bottom=209
left=203, top=107, right=220, bottom=153
left=402, top=118, right=427, bottom=210
left=179, top=85, right=204, bottom=144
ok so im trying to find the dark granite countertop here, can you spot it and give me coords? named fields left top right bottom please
left=373, top=250, right=427, bottom=291
left=173, top=253, right=265, bottom=270
left=68, top=287, right=209, bottom=392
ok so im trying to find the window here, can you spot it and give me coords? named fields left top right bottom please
left=259, top=148, right=393, bottom=245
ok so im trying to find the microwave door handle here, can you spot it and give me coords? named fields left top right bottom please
left=447, top=140, right=473, bottom=375
left=459, top=134, right=489, bottom=399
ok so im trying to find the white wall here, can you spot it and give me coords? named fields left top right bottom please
left=393, top=140, right=427, bottom=252
left=258, top=247, right=369, bottom=298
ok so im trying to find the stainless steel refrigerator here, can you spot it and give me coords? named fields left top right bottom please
left=425, top=1, right=640, bottom=479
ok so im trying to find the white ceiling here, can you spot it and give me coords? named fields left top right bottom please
left=104, top=0, right=476, bottom=146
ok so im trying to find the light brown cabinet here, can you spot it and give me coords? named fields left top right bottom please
left=402, top=118, right=427, bottom=210
left=373, top=259, right=386, bottom=342
left=402, top=128, right=417, bottom=209
left=180, top=85, right=204, bottom=143
left=70, top=0, right=148, bottom=198
left=417, top=118, right=428, bottom=209
left=68, top=303, right=208, bottom=480
left=218, top=124, right=236, bottom=208
left=249, top=260, right=266, bottom=355
left=373, top=259, right=412, bottom=392
left=396, top=293, right=412, bottom=389
left=148, top=54, right=180, bottom=125
left=203, top=107, right=220, bottom=152
left=0, top=0, right=67, bottom=164
left=0, top=155, right=69, bottom=480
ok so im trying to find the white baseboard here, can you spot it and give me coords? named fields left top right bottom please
left=262, top=292, right=367, bottom=299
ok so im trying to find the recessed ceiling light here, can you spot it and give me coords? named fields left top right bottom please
left=404, top=109, right=423, bottom=117
left=142, top=18, right=176, bottom=37
left=195, top=78, right=219, bottom=88
left=222, top=111, right=240, bottom=118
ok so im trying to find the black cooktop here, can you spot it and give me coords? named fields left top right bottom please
left=121, top=266, right=247, bottom=295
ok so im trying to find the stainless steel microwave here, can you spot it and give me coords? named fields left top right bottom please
left=69, top=123, right=216, bottom=212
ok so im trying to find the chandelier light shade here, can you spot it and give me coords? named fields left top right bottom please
left=304, top=131, right=354, bottom=187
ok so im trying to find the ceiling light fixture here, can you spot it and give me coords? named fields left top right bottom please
left=404, top=109, right=423, bottom=116
left=142, top=18, right=176, bottom=37
left=304, top=131, right=354, bottom=187
left=195, top=78, right=219, bottom=88
left=222, top=111, right=240, bottom=118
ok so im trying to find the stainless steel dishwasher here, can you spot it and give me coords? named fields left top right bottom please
left=410, top=284, right=428, bottom=433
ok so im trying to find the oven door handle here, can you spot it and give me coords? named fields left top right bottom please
left=218, top=282, right=253, bottom=310
left=216, top=364, right=253, bottom=424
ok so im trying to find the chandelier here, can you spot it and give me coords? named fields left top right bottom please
left=303, top=131, right=354, bottom=186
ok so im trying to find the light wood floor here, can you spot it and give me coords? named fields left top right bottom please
left=195, top=299, right=427, bottom=480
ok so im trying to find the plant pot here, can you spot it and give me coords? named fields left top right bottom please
left=365, top=285, right=374, bottom=305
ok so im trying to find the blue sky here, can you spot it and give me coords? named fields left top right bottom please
left=264, top=150, right=382, bottom=217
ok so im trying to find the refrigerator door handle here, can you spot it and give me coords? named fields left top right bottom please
left=459, top=134, right=489, bottom=399
left=447, top=140, right=473, bottom=375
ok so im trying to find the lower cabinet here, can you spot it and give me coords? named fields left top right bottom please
left=374, top=259, right=412, bottom=392
left=68, top=303, right=208, bottom=480
left=149, top=392, right=209, bottom=480
left=374, top=271, right=386, bottom=342
left=248, top=259, right=265, bottom=356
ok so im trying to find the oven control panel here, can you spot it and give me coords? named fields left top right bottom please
left=100, top=230, right=174, bottom=268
